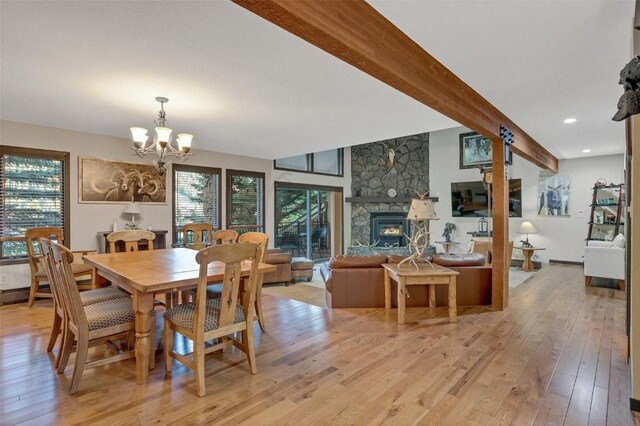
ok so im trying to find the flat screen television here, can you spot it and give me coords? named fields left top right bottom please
left=451, top=179, right=522, bottom=217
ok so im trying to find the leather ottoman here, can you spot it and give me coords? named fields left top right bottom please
left=291, top=257, right=314, bottom=283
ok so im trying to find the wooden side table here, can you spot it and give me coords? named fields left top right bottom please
left=515, top=246, right=545, bottom=271
left=435, top=240, right=460, bottom=255
left=382, top=263, right=459, bottom=324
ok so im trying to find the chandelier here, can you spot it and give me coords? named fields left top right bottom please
left=130, top=97, right=193, bottom=175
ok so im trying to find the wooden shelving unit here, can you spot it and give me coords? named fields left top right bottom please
left=586, top=183, right=625, bottom=243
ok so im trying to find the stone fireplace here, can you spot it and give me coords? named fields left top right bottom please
left=348, top=131, right=430, bottom=248
left=370, top=212, right=410, bottom=247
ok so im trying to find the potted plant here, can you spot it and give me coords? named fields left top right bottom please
left=442, top=222, right=456, bottom=243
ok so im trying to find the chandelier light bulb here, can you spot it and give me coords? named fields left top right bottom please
left=177, top=134, right=193, bottom=153
left=130, top=127, right=149, bottom=147
left=155, top=127, right=172, bottom=143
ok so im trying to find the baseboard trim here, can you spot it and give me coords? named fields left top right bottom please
left=0, top=287, right=30, bottom=305
left=631, top=398, right=640, bottom=412
left=510, top=259, right=542, bottom=269
left=549, top=259, right=583, bottom=266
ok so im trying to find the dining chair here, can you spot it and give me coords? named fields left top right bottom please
left=40, top=239, right=129, bottom=368
left=163, top=242, right=261, bottom=397
left=179, top=223, right=214, bottom=250
left=106, top=230, right=156, bottom=253
left=210, top=229, right=238, bottom=245
left=207, top=232, right=269, bottom=331
left=25, top=227, right=93, bottom=307
left=106, top=230, right=177, bottom=308
left=49, top=241, right=154, bottom=395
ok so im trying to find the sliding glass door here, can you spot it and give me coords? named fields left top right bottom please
left=274, top=183, right=342, bottom=261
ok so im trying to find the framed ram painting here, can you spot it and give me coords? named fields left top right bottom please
left=79, top=157, right=167, bottom=204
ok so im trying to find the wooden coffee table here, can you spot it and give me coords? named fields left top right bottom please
left=382, top=263, right=459, bottom=324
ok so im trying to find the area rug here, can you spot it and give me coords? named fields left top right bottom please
left=509, top=267, right=536, bottom=288
left=261, top=265, right=327, bottom=307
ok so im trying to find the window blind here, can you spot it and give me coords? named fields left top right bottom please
left=174, top=168, right=220, bottom=242
left=228, top=172, right=265, bottom=232
left=0, top=154, right=65, bottom=259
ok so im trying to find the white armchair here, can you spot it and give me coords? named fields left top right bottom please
left=584, top=234, right=626, bottom=290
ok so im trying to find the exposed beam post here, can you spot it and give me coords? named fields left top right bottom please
left=491, top=134, right=509, bottom=310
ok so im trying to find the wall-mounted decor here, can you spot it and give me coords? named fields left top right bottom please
left=459, top=132, right=492, bottom=169
left=537, top=173, right=570, bottom=216
left=79, top=157, right=167, bottom=204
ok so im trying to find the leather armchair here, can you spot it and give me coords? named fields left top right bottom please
left=584, top=238, right=625, bottom=290
left=469, top=237, right=514, bottom=266
left=263, top=248, right=293, bottom=284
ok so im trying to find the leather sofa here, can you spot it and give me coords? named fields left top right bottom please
left=321, top=253, right=491, bottom=308
left=469, top=237, right=514, bottom=265
left=262, top=248, right=292, bottom=284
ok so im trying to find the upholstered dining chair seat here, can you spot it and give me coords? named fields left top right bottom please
left=84, top=297, right=154, bottom=331
left=164, top=297, right=245, bottom=333
left=79, top=287, right=129, bottom=305
left=35, top=263, right=93, bottom=278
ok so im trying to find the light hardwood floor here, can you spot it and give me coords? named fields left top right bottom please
left=1, top=264, right=639, bottom=425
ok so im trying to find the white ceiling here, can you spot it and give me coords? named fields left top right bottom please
left=0, top=1, right=634, bottom=160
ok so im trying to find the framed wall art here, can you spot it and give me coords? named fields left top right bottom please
left=79, top=157, right=167, bottom=204
left=459, top=132, right=492, bottom=169
left=538, top=173, right=571, bottom=216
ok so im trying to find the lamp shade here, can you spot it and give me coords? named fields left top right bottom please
left=407, top=199, right=439, bottom=221
left=130, top=127, right=149, bottom=148
left=177, top=133, right=193, bottom=149
left=518, top=221, right=537, bottom=234
left=122, top=202, right=143, bottom=215
left=155, top=127, right=172, bottom=143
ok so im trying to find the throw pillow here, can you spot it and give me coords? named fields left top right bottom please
left=612, top=233, right=626, bottom=248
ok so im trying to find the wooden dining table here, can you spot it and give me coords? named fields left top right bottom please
left=83, top=247, right=276, bottom=384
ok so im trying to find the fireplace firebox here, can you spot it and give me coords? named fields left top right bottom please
left=370, top=212, right=410, bottom=247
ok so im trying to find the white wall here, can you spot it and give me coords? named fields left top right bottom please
left=429, top=126, right=625, bottom=263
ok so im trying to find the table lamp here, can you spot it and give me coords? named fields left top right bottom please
left=122, top=202, right=143, bottom=230
left=399, top=195, right=439, bottom=269
left=518, top=221, right=537, bottom=247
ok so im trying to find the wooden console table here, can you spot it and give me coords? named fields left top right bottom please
left=382, top=263, right=459, bottom=324
left=97, top=229, right=168, bottom=253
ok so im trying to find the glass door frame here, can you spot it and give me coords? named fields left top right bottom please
left=273, top=181, right=344, bottom=260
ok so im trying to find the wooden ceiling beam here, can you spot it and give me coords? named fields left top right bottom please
left=233, top=0, right=558, bottom=172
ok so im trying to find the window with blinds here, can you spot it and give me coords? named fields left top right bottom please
left=226, top=170, right=265, bottom=234
left=173, top=164, right=221, bottom=244
left=0, top=147, right=69, bottom=261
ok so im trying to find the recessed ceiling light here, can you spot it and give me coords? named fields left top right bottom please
left=582, top=149, right=591, bottom=153
left=564, top=118, right=577, bottom=124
